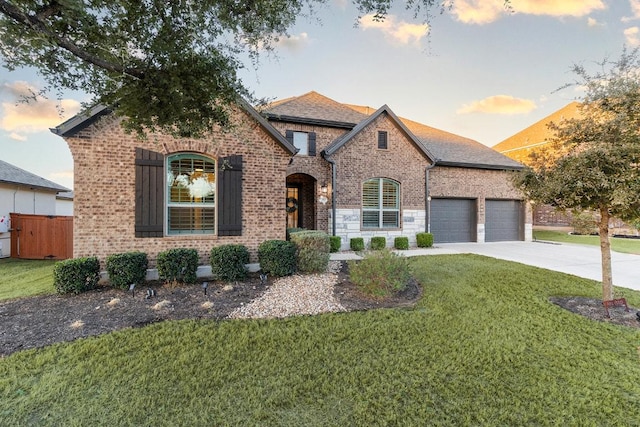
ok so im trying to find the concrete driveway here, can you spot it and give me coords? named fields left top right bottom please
left=332, top=241, right=640, bottom=291
left=426, top=241, right=640, bottom=292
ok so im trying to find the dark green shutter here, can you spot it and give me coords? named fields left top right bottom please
left=135, top=148, right=164, bottom=237
left=218, top=155, right=243, bottom=236
left=308, top=132, right=316, bottom=156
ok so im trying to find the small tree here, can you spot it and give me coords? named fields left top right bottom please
left=514, top=48, right=640, bottom=301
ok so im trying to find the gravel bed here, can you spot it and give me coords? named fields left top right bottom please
left=228, top=261, right=346, bottom=319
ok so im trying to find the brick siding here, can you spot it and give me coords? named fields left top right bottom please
left=65, top=109, right=291, bottom=266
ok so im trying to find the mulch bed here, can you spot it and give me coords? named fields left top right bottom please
left=0, top=262, right=421, bottom=357
left=2, top=262, right=638, bottom=358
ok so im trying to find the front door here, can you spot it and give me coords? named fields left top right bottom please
left=286, top=185, right=302, bottom=229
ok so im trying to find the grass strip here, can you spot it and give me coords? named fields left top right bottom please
left=1, top=254, right=639, bottom=426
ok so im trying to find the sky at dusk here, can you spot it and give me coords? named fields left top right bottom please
left=1, top=0, right=639, bottom=191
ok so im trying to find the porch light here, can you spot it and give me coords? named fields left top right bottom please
left=320, top=183, right=328, bottom=194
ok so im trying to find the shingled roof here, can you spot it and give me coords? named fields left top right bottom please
left=0, top=160, right=70, bottom=192
left=263, top=92, right=523, bottom=170
left=493, top=102, right=580, bottom=155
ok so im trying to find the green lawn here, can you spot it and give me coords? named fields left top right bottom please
left=0, top=258, right=57, bottom=301
left=534, top=229, right=640, bottom=254
left=1, top=254, right=639, bottom=426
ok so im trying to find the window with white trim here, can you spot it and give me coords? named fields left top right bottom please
left=362, top=178, right=400, bottom=229
left=166, top=153, right=216, bottom=234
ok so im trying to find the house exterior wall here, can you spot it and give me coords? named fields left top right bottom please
left=271, top=121, right=340, bottom=232
left=0, top=184, right=58, bottom=258
left=429, top=166, right=533, bottom=242
left=64, top=109, right=292, bottom=266
left=55, top=199, right=74, bottom=216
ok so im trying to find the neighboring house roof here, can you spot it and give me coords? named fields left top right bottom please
left=50, top=99, right=297, bottom=155
left=263, top=92, right=523, bottom=170
left=493, top=102, right=581, bottom=155
left=56, top=191, right=74, bottom=201
left=0, top=160, right=70, bottom=192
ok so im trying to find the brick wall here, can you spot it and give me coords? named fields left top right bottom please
left=429, top=166, right=531, bottom=226
left=65, top=108, right=291, bottom=266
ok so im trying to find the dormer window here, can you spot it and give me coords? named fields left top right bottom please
left=378, top=131, right=388, bottom=149
left=286, top=130, right=316, bottom=156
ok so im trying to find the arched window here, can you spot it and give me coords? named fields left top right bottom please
left=166, top=153, right=216, bottom=234
left=362, top=178, right=400, bottom=229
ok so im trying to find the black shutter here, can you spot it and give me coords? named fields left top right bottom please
left=285, top=130, right=294, bottom=145
left=218, top=155, right=243, bottom=236
left=135, top=148, right=164, bottom=237
left=308, top=132, right=316, bottom=156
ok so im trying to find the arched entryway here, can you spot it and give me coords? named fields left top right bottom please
left=286, top=173, right=317, bottom=230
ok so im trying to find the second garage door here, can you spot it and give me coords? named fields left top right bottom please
left=485, top=200, right=523, bottom=242
left=430, top=198, right=476, bottom=243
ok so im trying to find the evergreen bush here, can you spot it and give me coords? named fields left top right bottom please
left=370, top=236, right=386, bottom=250
left=210, top=244, right=249, bottom=281
left=350, top=237, right=365, bottom=252
left=258, top=240, right=296, bottom=277
left=417, top=232, right=434, bottom=248
left=157, top=248, right=199, bottom=284
left=329, top=236, right=341, bottom=253
left=394, top=236, right=409, bottom=250
left=106, top=251, right=148, bottom=289
left=53, top=257, right=100, bottom=294
left=291, top=230, right=330, bottom=273
left=571, top=211, right=597, bottom=235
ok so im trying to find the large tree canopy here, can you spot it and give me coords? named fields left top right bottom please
left=514, top=48, right=640, bottom=301
left=0, top=0, right=467, bottom=138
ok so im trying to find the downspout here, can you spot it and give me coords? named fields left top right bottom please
left=425, top=160, right=438, bottom=233
left=323, top=154, right=337, bottom=236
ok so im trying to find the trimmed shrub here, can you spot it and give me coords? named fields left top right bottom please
left=350, top=237, right=365, bottom=252
left=571, top=211, right=597, bottom=235
left=258, top=240, right=296, bottom=277
left=394, top=236, right=409, bottom=250
left=329, top=236, right=341, bottom=253
left=106, top=251, right=148, bottom=289
left=157, top=248, right=199, bottom=284
left=210, top=244, right=249, bottom=282
left=286, top=227, right=306, bottom=241
left=370, top=236, right=386, bottom=250
left=291, top=230, right=330, bottom=273
left=417, top=232, right=434, bottom=248
left=348, top=249, right=411, bottom=297
left=53, top=257, right=100, bottom=295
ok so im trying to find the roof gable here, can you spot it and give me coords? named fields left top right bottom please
left=0, top=160, right=70, bottom=192
left=322, top=105, right=435, bottom=162
left=262, top=91, right=369, bottom=128
left=51, top=99, right=297, bottom=155
left=267, top=91, right=523, bottom=170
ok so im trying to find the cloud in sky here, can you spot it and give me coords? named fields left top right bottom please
left=360, top=14, right=429, bottom=45
left=630, top=0, right=640, bottom=18
left=457, top=95, right=537, bottom=115
left=275, top=32, right=310, bottom=52
left=624, top=26, right=640, bottom=46
left=587, top=17, right=604, bottom=27
left=451, top=0, right=606, bottom=25
left=0, top=81, right=80, bottom=137
left=50, top=170, right=74, bottom=180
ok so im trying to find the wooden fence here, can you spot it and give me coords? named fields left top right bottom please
left=10, top=213, right=73, bottom=260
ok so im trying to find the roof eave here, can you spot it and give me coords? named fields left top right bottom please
left=264, top=113, right=357, bottom=130
left=50, top=104, right=112, bottom=137
left=435, top=161, right=524, bottom=171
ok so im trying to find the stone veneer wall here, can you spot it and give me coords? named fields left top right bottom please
left=64, top=109, right=292, bottom=266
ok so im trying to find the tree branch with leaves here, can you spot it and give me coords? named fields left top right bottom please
left=514, top=48, right=640, bottom=301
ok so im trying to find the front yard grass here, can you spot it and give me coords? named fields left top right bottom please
left=1, top=255, right=640, bottom=426
left=534, top=229, right=640, bottom=254
left=0, top=258, right=56, bottom=301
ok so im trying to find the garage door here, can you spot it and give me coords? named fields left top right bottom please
left=485, top=200, right=523, bottom=242
left=430, top=198, right=476, bottom=243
